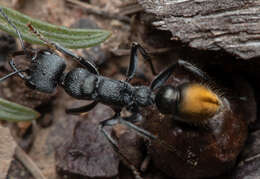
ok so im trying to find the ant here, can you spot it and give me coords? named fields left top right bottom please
left=0, top=7, right=224, bottom=179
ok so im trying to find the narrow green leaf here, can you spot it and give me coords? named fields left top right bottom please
left=0, top=98, right=40, bottom=121
left=0, top=6, right=111, bottom=48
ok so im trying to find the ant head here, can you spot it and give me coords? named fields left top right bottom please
left=155, top=85, right=180, bottom=114
left=0, top=50, right=66, bottom=93
left=0, top=50, right=66, bottom=94
left=26, top=50, right=66, bottom=93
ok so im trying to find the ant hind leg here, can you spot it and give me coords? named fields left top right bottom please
left=0, top=50, right=32, bottom=82
left=119, top=113, right=195, bottom=165
left=119, top=113, right=157, bottom=140
left=50, top=42, right=99, bottom=75
left=99, top=113, right=143, bottom=179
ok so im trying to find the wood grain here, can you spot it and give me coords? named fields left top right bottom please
left=138, top=0, right=260, bottom=59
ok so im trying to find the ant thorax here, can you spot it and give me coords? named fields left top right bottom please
left=133, top=86, right=154, bottom=107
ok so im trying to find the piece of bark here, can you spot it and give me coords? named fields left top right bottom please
left=137, top=0, right=260, bottom=59
left=0, top=125, right=16, bottom=179
left=118, top=127, right=145, bottom=168
left=56, top=104, right=119, bottom=178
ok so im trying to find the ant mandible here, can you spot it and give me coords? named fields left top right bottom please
left=0, top=7, right=223, bottom=178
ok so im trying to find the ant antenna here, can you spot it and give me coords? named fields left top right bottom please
left=0, top=8, right=29, bottom=81
left=0, top=70, right=25, bottom=82
left=0, top=8, right=26, bottom=53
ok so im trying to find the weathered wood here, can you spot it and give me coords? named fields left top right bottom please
left=0, top=125, right=16, bottom=179
left=137, top=0, right=260, bottom=59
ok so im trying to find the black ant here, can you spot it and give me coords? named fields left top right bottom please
left=0, top=8, right=224, bottom=179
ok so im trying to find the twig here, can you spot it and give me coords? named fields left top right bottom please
left=140, top=155, right=151, bottom=172
left=15, top=145, right=46, bottom=179
left=111, top=47, right=174, bottom=56
left=119, top=4, right=144, bottom=16
left=66, top=0, right=131, bottom=23
left=118, top=0, right=138, bottom=8
left=244, top=153, right=260, bottom=163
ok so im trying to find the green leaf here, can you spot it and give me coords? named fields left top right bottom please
left=0, top=98, right=40, bottom=121
left=0, top=6, right=111, bottom=48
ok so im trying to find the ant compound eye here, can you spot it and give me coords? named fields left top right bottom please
left=155, top=85, right=179, bottom=114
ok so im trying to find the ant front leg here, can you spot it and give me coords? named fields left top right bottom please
left=0, top=8, right=26, bottom=52
left=125, top=42, right=157, bottom=82
left=0, top=8, right=32, bottom=81
left=9, top=56, right=26, bottom=79
left=0, top=69, right=24, bottom=82
left=50, top=42, right=100, bottom=75
left=0, top=51, right=32, bottom=82
left=99, top=112, right=143, bottom=179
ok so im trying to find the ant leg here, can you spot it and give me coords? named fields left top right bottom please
left=0, top=50, right=30, bottom=82
left=51, top=42, right=99, bottom=75
left=119, top=113, right=157, bottom=140
left=125, top=42, right=157, bottom=82
left=119, top=113, right=193, bottom=164
left=27, top=24, right=99, bottom=75
left=99, top=115, right=120, bottom=152
left=9, top=56, right=26, bottom=79
left=150, top=59, right=208, bottom=90
left=99, top=114, right=143, bottom=179
left=0, top=54, right=29, bottom=82
left=0, top=8, right=26, bottom=55
left=102, top=112, right=198, bottom=168
left=0, top=9, right=34, bottom=81
left=66, top=101, right=98, bottom=114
